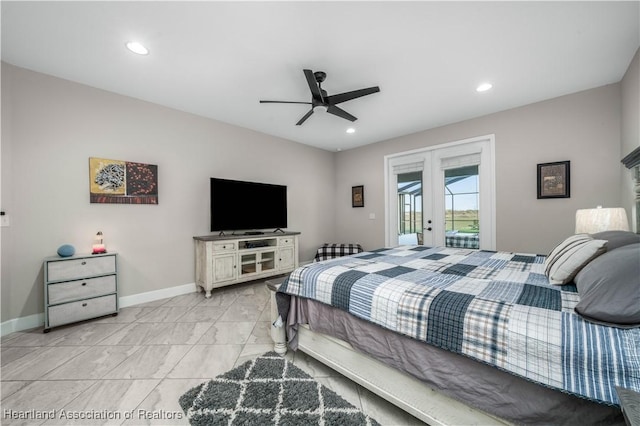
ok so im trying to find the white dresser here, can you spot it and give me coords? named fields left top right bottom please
left=43, top=252, right=118, bottom=332
left=194, top=232, right=300, bottom=298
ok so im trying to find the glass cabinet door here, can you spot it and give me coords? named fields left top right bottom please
left=260, top=251, right=276, bottom=273
left=240, top=253, right=257, bottom=275
left=240, top=250, right=277, bottom=276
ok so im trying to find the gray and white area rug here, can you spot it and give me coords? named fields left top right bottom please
left=179, top=351, right=381, bottom=425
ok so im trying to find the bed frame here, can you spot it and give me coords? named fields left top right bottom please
left=268, top=284, right=510, bottom=426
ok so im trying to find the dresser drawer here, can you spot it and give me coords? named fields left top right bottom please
left=47, top=255, right=116, bottom=282
left=279, top=237, right=295, bottom=247
left=48, top=294, right=117, bottom=328
left=212, top=242, right=236, bottom=253
left=48, top=275, right=116, bottom=305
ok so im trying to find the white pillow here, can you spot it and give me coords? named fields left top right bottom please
left=544, top=234, right=607, bottom=284
left=545, top=234, right=589, bottom=273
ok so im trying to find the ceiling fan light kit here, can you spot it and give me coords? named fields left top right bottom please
left=260, top=69, right=380, bottom=126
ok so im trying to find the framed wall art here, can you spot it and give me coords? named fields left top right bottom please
left=352, top=185, right=364, bottom=208
left=89, top=157, right=158, bottom=204
left=537, top=161, right=570, bottom=199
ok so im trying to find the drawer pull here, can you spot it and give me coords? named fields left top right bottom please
left=81, top=261, right=87, bottom=265
left=82, top=303, right=88, bottom=307
left=81, top=282, right=87, bottom=286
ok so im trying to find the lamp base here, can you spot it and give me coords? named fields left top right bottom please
left=92, top=245, right=107, bottom=255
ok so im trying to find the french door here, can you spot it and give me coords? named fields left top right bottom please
left=385, top=135, right=495, bottom=250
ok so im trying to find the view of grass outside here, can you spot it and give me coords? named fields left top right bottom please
left=445, top=209, right=479, bottom=233
left=399, top=166, right=480, bottom=236
left=401, top=210, right=479, bottom=234
left=445, top=169, right=479, bottom=234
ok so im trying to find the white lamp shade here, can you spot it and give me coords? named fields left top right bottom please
left=575, top=207, right=630, bottom=234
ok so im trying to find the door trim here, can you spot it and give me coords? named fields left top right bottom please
left=384, top=134, right=496, bottom=249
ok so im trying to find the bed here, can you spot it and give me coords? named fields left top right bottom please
left=272, top=234, right=640, bottom=425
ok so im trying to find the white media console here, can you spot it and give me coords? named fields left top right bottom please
left=193, top=231, right=300, bottom=297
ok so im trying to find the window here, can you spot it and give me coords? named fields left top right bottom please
left=445, top=166, right=479, bottom=248
left=398, top=172, right=422, bottom=244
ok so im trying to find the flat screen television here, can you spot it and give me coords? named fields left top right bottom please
left=210, top=178, right=287, bottom=233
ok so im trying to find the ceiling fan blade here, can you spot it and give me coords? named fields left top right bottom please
left=296, top=109, right=314, bottom=126
left=259, top=100, right=312, bottom=104
left=327, top=105, right=357, bottom=122
left=326, top=86, right=380, bottom=105
left=303, top=69, right=324, bottom=102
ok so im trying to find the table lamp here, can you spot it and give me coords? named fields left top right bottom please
left=575, top=206, right=630, bottom=234
left=92, top=231, right=107, bottom=254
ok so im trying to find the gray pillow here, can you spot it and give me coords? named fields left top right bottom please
left=574, top=243, right=640, bottom=328
left=590, top=230, right=640, bottom=251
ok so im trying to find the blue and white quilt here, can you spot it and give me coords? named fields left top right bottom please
left=279, top=245, right=640, bottom=406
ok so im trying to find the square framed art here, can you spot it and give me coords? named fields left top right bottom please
left=537, top=161, right=570, bottom=199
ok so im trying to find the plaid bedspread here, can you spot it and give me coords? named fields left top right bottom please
left=279, top=245, right=640, bottom=405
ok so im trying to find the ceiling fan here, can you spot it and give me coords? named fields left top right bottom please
left=260, top=69, right=380, bottom=126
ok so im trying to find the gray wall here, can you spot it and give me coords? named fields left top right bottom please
left=621, top=48, right=640, bottom=232
left=2, top=51, right=638, bottom=325
left=1, top=63, right=336, bottom=322
left=334, top=83, right=625, bottom=255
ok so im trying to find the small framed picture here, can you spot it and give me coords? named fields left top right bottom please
left=537, top=161, right=570, bottom=199
left=352, top=185, right=364, bottom=207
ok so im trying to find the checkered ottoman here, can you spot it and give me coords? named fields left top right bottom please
left=445, top=233, right=480, bottom=249
left=314, top=243, right=364, bottom=262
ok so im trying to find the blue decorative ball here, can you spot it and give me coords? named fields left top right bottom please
left=57, top=244, right=75, bottom=257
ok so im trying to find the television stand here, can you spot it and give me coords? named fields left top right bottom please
left=193, top=231, right=300, bottom=297
left=273, top=228, right=285, bottom=233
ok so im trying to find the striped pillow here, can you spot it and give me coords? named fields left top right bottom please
left=544, top=234, right=607, bottom=284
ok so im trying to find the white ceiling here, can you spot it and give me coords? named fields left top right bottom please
left=2, top=1, right=639, bottom=152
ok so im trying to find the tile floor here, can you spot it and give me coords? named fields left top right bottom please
left=1, top=279, right=425, bottom=425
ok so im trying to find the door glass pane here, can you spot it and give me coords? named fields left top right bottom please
left=444, top=166, right=479, bottom=249
left=397, top=171, right=423, bottom=245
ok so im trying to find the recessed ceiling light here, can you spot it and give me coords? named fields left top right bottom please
left=346, top=128, right=356, bottom=134
left=476, top=83, right=493, bottom=92
left=126, top=41, right=149, bottom=55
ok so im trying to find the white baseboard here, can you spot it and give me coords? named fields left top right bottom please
left=1, top=282, right=198, bottom=337
left=118, top=282, right=197, bottom=308
left=1, top=313, right=45, bottom=337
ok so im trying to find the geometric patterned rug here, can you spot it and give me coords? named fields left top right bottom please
left=179, top=351, right=381, bottom=425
